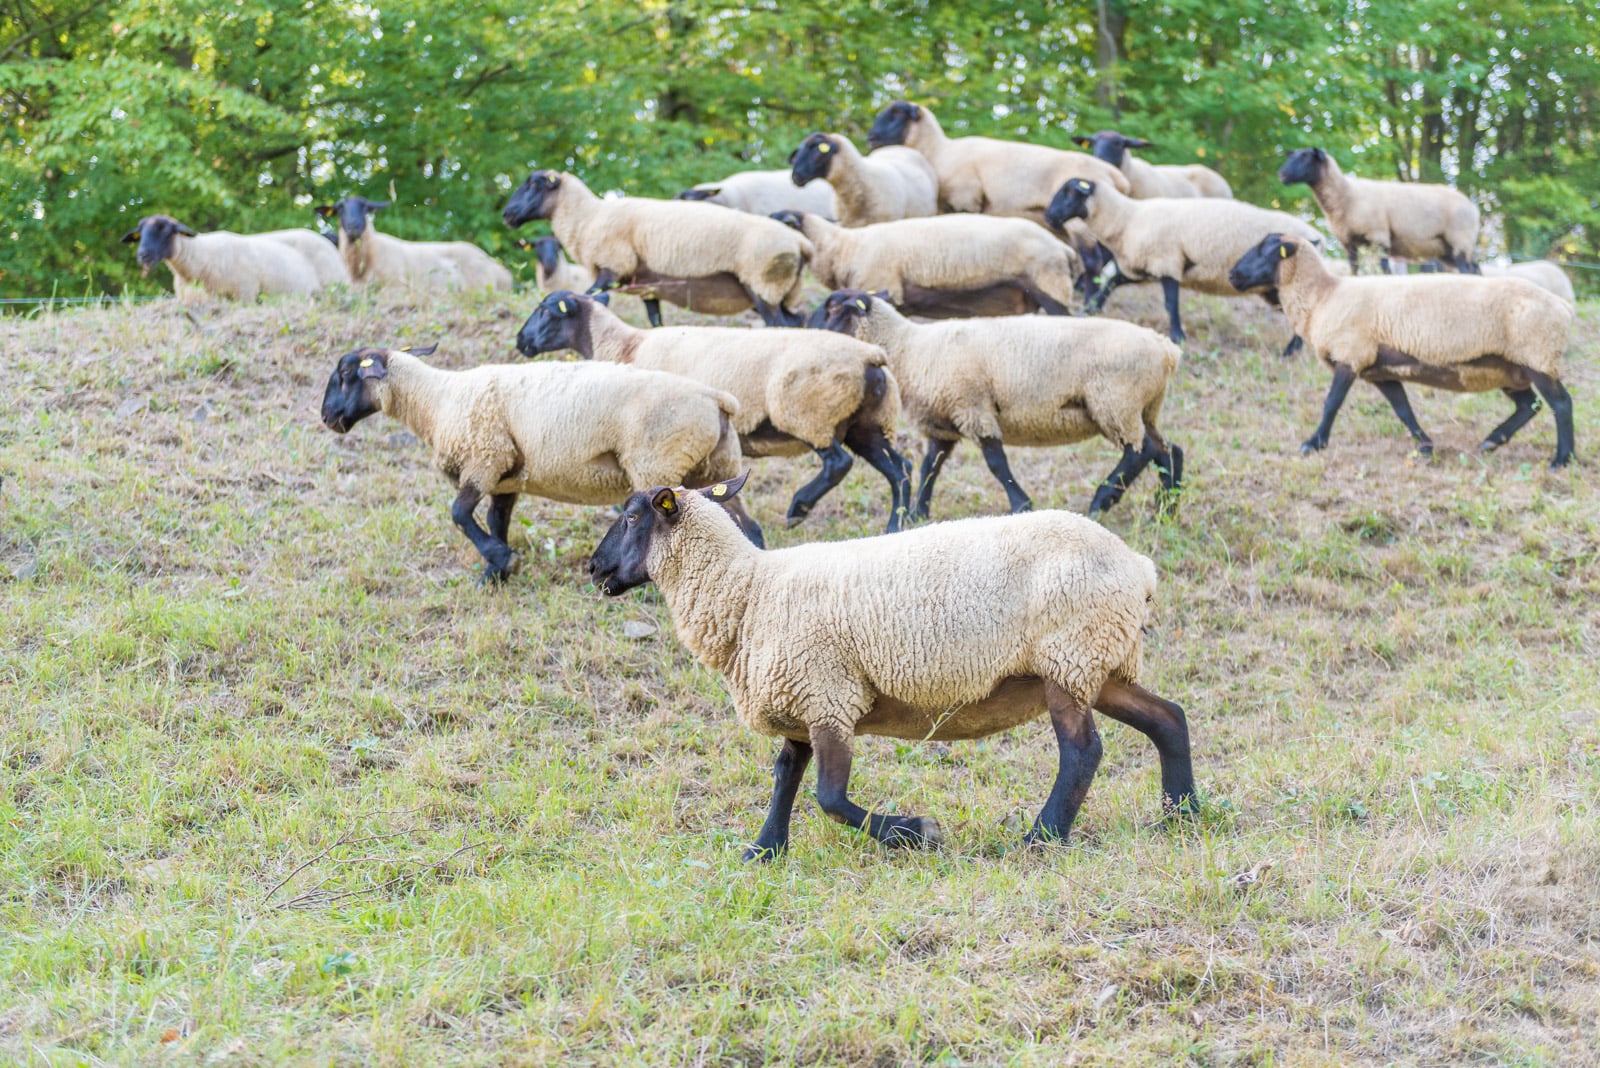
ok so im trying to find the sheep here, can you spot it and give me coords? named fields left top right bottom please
left=817, top=289, right=1184, bottom=519
left=1044, top=177, right=1324, bottom=345
left=676, top=168, right=838, bottom=219
left=315, top=196, right=512, bottom=291
left=120, top=214, right=336, bottom=302
left=319, top=343, right=762, bottom=582
left=1482, top=260, right=1576, bottom=306
left=503, top=170, right=813, bottom=327
left=788, top=133, right=939, bottom=227
left=586, top=472, right=1198, bottom=859
left=1070, top=131, right=1232, bottom=199
left=1277, top=148, right=1479, bottom=274
left=865, top=100, right=1133, bottom=218
left=523, top=236, right=596, bottom=294
left=1228, top=233, right=1576, bottom=469
left=258, top=228, right=351, bottom=287
left=516, top=290, right=912, bottom=531
left=774, top=210, right=1079, bottom=318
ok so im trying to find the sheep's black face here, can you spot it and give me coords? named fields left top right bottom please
left=1228, top=233, right=1295, bottom=292
left=817, top=288, right=875, bottom=335
left=320, top=347, right=387, bottom=433
left=327, top=196, right=388, bottom=240
left=516, top=290, right=590, bottom=357
left=1044, top=179, right=1095, bottom=232
left=588, top=490, right=670, bottom=596
left=1073, top=131, right=1152, bottom=168
left=790, top=133, right=838, bottom=185
left=867, top=101, right=919, bottom=149
left=531, top=236, right=563, bottom=276
left=503, top=171, right=560, bottom=228
left=120, top=214, right=195, bottom=271
left=1278, top=148, right=1326, bottom=186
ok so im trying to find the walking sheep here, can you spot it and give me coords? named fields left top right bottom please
left=774, top=210, right=1079, bottom=318
left=587, top=474, right=1198, bottom=859
left=502, top=170, right=813, bottom=327
left=1070, top=130, right=1232, bottom=199
left=1044, top=177, right=1324, bottom=345
left=319, top=344, right=762, bottom=583
left=120, top=214, right=340, bottom=302
left=1228, top=233, right=1576, bottom=468
left=677, top=168, right=838, bottom=219
left=1277, top=148, right=1479, bottom=274
left=789, top=132, right=939, bottom=226
left=817, top=290, right=1183, bottom=518
left=316, top=197, right=512, bottom=291
left=516, top=290, right=913, bottom=531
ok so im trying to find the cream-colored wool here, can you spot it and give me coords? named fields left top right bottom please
left=687, top=169, right=838, bottom=218
left=156, top=230, right=329, bottom=303
left=260, top=229, right=350, bottom=287
left=1300, top=155, right=1478, bottom=265
left=890, top=104, right=1132, bottom=221
left=579, top=301, right=897, bottom=456
left=809, top=135, right=939, bottom=226
left=1071, top=182, right=1322, bottom=296
left=794, top=213, right=1079, bottom=309
left=1483, top=260, right=1576, bottom=306
left=1273, top=237, right=1572, bottom=381
left=840, top=297, right=1178, bottom=450
left=544, top=172, right=814, bottom=311
left=535, top=248, right=596, bottom=295
left=643, top=494, right=1158, bottom=741
left=341, top=220, right=511, bottom=291
left=1118, top=156, right=1232, bottom=200
left=373, top=352, right=742, bottom=503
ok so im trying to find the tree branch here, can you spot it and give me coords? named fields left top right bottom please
left=0, top=0, right=111, bottom=62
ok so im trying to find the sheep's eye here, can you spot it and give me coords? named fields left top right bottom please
left=625, top=513, right=638, bottom=526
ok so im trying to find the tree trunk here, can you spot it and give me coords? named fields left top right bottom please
left=1095, top=0, right=1128, bottom=117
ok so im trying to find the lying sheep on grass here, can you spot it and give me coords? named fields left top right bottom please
left=319, top=344, right=762, bottom=583
left=1045, top=177, right=1324, bottom=346
left=121, top=214, right=345, bottom=302
left=788, top=132, right=939, bottom=227
left=1278, top=148, right=1479, bottom=274
left=775, top=210, right=1079, bottom=318
left=1071, top=130, right=1232, bottom=199
left=517, top=291, right=913, bottom=532
left=818, top=290, right=1183, bottom=518
left=502, top=170, right=813, bottom=327
left=1229, top=234, right=1576, bottom=468
left=317, top=197, right=512, bottom=292
left=587, top=473, right=1198, bottom=859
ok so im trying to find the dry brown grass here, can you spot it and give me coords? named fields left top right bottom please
left=1, top=281, right=1597, bottom=1066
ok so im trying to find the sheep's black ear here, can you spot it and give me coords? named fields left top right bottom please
left=699, top=471, right=749, bottom=503
left=1278, top=240, right=1296, bottom=260
left=908, top=103, right=922, bottom=119
left=651, top=487, right=682, bottom=523
left=355, top=353, right=388, bottom=380
left=539, top=173, right=561, bottom=190
left=314, top=205, right=335, bottom=218
left=593, top=291, right=611, bottom=307
left=1070, top=135, right=1091, bottom=147
left=1068, top=178, right=1094, bottom=194
left=367, top=201, right=390, bottom=211
left=1126, top=137, right=1155, bottom=149
left=399, top=343, right=439, bottom=357
left=787, top=147, right=799, bottom=164
left=120, top=228, right=141, bottom=244
left=870, top=289, right=890, bottom=302
left=1313, top=148, right=1327, bottom=161
left=174, top=222, right=196, bottom=236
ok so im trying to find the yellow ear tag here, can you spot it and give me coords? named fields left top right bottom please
left=359, top=358, right=374, bottom=367
left=711, top=484, right=727, bottom=497
left=1279, top=246, right=1290, bottom=259
left=854, top=299, right=866, bottom=311
left=557, top=300, right=568, bottom=313
left=818, top=142, right=831, bottom=154
left=659, top=497, right=674, bottom=511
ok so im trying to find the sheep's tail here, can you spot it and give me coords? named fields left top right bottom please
left=709, top=387, right=740, bottom=420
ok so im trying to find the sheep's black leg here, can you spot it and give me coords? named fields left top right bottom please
left=1345, top=241, right=1362, bottom=275
left=1025, top=682, right=1104, bottom=844
left=643, top=297, right=664, bottom=328
left=747, top=292, right=802, bottom=328
left=1022, top=283, right=1074, bottom=316
left=843, top=422, right=913, bottom=533
left=1093, top=677, right=1197, bottom=820
left=1282, top=334, right=1305, bottom=359
left=913, top=436, right=958, bottom=520
left=585, top=268, right=618, bottom=294
left=485, top=492, right=518, bottom=543
left=1160, top=277, right=1185, bottom=344
left=978, top=436, right=1033, bottom=513
left=1154, top=441, right=1184, bottom=512
left=1088, top=440, right=1154, bottom=515
left=720, top=496, right=766, bottom=549
left=744, top=738, right=813, bottom=862
left=1526, top=370, right=1575, bottom=469
left=1379, top=254, right=1395, bottom=275
left=1372, top=379, right=1434, bottom=458
left=812, top=729, right=940, bottom=849
left=451, top=486, right=515, bottom=583
left=786, top=444, right=854, bottom=527
left=1301, top=363, right=1357, bottom=453
left=1481, top=388, right=1540, bottom=451
left=1454, top=254, right=1480, bottom=275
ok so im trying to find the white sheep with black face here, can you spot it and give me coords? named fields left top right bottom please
left=585, top=473, right=1198, bottom=860
left=788, top=132, right=938, bottom=227
left=1229, top=233, right=1575, bottom=469
left=317, top=343, right=760, bottom=584
left=120, top=214, right=340, bottom=302
left=315, top=196, right=512, bottom=291
left=1071, top=130, right=1232, bottom=200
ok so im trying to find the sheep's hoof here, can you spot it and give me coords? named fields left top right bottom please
left=783, top=508, right=809, bottom=529
left=743, top=841, right=785, bottom=863
left=1299, top=438, right=1326, bottom=455
left=883, top=816, right=941, bottom=850
left=1479, top=437, right=1502, bottom=452
left=1152, top=794, right=1202, bottom=829
left=1549, top=456, right=1572, bottom=471
left=1021, top=828, right=1069, bottom=849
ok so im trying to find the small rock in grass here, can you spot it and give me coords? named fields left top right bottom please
left=114, top=395, right=148, bottom=420
left=621, top=620, right=658, bottom=640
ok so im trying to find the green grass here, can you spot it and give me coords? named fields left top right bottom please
left=2, top=284, right=1597, bottom=1066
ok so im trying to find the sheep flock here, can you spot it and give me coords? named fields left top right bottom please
left=95, top=98, right=1584, bottom=861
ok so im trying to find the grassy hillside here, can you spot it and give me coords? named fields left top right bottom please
left=2, top=284, right=1597, bottom=1065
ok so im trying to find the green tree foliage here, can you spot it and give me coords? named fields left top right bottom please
left=3, top=0, right=1596, bottom=297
